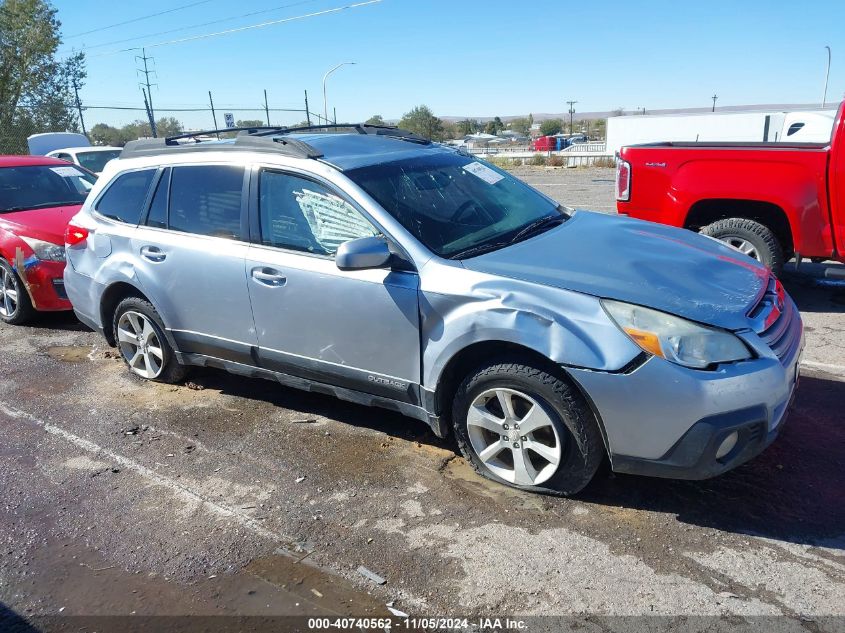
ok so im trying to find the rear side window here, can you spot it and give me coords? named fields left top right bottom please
left=96, top=169, right=156, bottom=224
left=168, top=165, right=244, bottom=240
left=145, top=169, right=169, bottom=229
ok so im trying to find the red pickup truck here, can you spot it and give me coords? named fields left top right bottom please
left=616, top=101, right=845, bottom=275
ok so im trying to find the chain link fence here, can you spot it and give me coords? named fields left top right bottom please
left=1, top=104, right=330, bottom=155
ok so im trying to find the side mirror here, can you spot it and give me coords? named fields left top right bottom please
left=335, top=236, right=392, bottom=271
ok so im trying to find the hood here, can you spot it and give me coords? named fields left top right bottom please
left=463, top=211, right=770, bottom=331
left=0, top=204, right=81, bottom=244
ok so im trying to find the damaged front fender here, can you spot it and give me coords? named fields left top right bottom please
left=419, top=264, right=641, bottom=389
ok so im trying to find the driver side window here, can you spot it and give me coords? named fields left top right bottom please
left=258, top=170, right=378, bottom=255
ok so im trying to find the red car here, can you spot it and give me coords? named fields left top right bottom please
left=0, top=155, right=96, bottom=324
left=616, top=100, right=845, bottom=276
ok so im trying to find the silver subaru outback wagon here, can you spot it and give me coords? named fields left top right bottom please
left=64, top=126, right=803, bottom=495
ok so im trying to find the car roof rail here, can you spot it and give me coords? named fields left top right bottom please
left=249, top=123, right=432, bottom=145
left=120, top=130, right=323, bottom=160
left=119, top=122, right=430, bottom=160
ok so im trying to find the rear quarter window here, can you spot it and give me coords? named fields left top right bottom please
left=96, top=169, right=156, bottom=224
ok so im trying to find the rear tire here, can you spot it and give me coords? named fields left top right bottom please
left=700, top=218, right=784, bottom=275
left=112, top=297, right=186, bottom=384
left=451, top=358, right=603, bottom=496
left=0, top=259, right=35, bottom=325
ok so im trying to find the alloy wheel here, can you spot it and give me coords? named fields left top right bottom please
left=0, top=267, right=19, bottom=318
left=466, top=388, right=563, bottom=486
left=723, top=236, right=760, bottom=261
left=116, top=311, right=165, bottom=379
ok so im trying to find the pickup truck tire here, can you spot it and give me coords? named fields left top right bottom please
left=452, top=359, right=603, bottom=496
left=700, top=218, right=784, bottom=275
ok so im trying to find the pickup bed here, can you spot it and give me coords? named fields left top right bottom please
left=616, top=101, right=845, bottom=275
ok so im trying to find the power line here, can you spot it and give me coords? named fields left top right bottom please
left=95, top=0, right=383, bottom=56
left=65, top=0, right=214, bottom=39
left=72, top=0, right=320, bottom=52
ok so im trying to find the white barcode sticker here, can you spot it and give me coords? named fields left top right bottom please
left=462, top=161, right=504, bottom=185
left=50, top=166, right=83, bottom=178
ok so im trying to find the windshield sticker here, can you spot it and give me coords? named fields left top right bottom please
left=462, top=161, right=504, bottom=185
left=49, top=166, right=83, bottom=178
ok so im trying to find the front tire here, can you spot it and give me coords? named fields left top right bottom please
left=0, top=259, right=35, bottom=325
left=451, top=358, right=603, bottom=496
left=700, top=218, right=784, bottom=275
left=112, top=297, right=186, bottom=384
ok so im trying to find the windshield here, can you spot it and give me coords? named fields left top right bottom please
left=0, top=165, right=96, bottom=213
left=76, top=150, right=121, bottom=173
left=347, top=152, right=565, bottom=259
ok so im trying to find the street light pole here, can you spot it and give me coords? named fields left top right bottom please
left=823, top=46, right=831, bottom=107
left=323, top=62, right=355, bottom=125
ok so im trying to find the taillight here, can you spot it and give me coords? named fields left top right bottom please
left=616, top=158, right=631, bottom=201
left=65, top=224, right=89, bottom=246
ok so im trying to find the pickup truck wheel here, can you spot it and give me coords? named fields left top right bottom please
left=451, top=359, right=603, bottom=496
left=700, top=218, right=784, bottom=275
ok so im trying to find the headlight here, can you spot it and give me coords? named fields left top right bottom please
left=19, top=236, right=66, bottom=262
left=602, top=299, right=751, bottom=369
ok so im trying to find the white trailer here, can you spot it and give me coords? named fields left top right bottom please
left=606, top=108, right=836, bottom=155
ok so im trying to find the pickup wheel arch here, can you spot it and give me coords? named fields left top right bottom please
left=684, top=199, right=794, bottom=259
left=700, top=217, right=785, bottom=274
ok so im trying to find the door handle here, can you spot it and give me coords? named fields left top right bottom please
left=140, top=245, right=166, bottom=262
left=251, top=267, right=286, bottom=287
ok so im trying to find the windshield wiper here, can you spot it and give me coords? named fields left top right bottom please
left=509, top=213, right=567, bottom=245
left=448, top=241, right=511, bottom=260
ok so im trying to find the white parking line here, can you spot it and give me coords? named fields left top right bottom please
left=0, top=401, right=293, bottom=545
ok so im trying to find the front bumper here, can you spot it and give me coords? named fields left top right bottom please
left=567, top=315, right=803, bottom=480
left=17, top=260, right=71, bottom=312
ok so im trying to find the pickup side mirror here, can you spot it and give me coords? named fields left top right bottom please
left=335, top=236, right=392, bottom=271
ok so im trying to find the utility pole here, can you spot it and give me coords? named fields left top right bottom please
left=72, top=78, right=87, bottom=138
left=304, top=90, right=311, bottom=125
left=823, top=45, right=831, bottom=107
left=263, top=89, right=271, bottom=126
left=566, top=100, right=577, bottom=135
left=142, top=88, right=156, bottom=139
left=711, top=94, right=718, bottom=112
left=136, top=48, right=157, bottom=137
left=208, top=91, right=220, bottom=139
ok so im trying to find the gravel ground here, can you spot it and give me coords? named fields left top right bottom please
left=1, top=170, right=844, bottom=633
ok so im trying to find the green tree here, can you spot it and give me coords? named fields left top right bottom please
left=484, top=116, right=504, bottom=135
left=456, top=119, right=479, bottom=136
left=398, top=105, right=444, bottom=141
left=539, top=119, right=563, bottom=136
left=235, top=119, right=265, bottom=129
left=365, top=114, right=385, bottom=126
left=440, top=120, right=458, bottom=140
left=0, top=0, right=87, bottom=152
left=509, top=117, right=531, bottom=136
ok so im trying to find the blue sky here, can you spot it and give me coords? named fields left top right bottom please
left=55, top=0, right=845, bottom=129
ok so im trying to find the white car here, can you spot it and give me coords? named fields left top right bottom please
left=46, top=146, right=122, bottom=175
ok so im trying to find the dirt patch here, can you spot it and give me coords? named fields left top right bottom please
left=44, top=345, right=92, bottom=363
